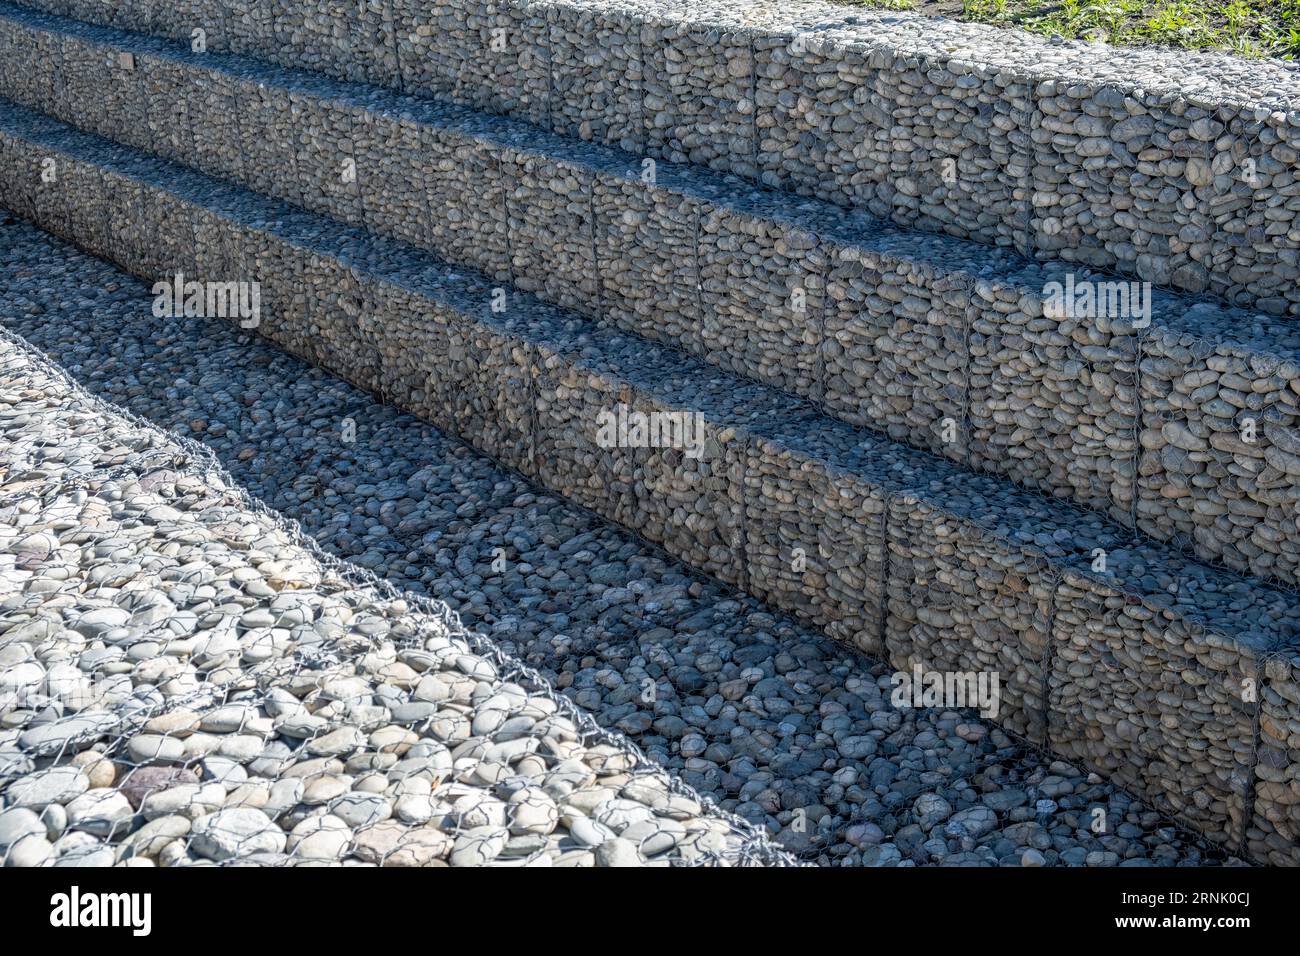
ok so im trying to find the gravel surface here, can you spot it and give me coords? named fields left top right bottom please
left=0, top=323, right=789, bottom=868
left=0, top=217, right=1236, bottom=866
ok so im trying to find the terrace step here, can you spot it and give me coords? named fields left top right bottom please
left=3, top=3, right=1300, bottom=594
left=1, top=99, right=1298, bottom=861
left=8, top=0, right=1300, bottom=318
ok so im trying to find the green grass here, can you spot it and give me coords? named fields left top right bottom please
left=834, top=0, right=1300, bottom=59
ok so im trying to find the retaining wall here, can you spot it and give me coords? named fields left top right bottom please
left=3, top=101, right=1299, bottom=860
left=4, top=5, right=1300, bottom=595
left=8, top=0, right=1300, bottom=319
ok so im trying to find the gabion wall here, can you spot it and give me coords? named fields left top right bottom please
left=1048, top=546, right=1276, bottom=853
left=10, top=0, right=1298, bottom=318
left=5, top=99, right=1299, bottom=860
left=884, top=474, right=1122, bottom=748
left=4, top=6, right=1300, bottom=597
left=965, top=260, right=1152, bottom=525
left=1251, top=652, right=1300, bottom=865
left=695, top=188, right=828, bottom=401
left=589, top=161, right=704, bottom=352
left=825, top=229, right=978, bottom=465
left=1138, top=305, right=1300, bottom=585
left=740, top=417, right=924, bottom=660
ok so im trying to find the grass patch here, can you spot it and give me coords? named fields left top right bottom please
left=833, top=0, right=1300, bottom=59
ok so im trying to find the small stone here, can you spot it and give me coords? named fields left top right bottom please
left=913, top=793, right=953, bottom=830
left=5, top=834, right=54, bottom=867
left=449, top=826, right=508, bottom=866
left=71, top=751, right=117, bottom=789
left=191, top=808, right=286, bottom=861
left=125, top=815, right=191, bottom=859
left=17, top=714, right=117, bottom=757
left=287, top=814, right=353, bottom=861
left=328, top=793, right=391, bottom=828
left=127, top=734, right=186, bottom=764
left=507, top=788, right=558, bottom=836
left=6, top=767, right=89, bottom=809
left=120, top=766, right=201, bottom=809
left=65, top=789, right=134, bottom=838
left=0, top=807, right=46, bottom=849
left=594, top=837, right=642, bottom=867
left=306, top=727, right=366, bottom=757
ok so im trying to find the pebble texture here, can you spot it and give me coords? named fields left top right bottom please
left=0, top=218, right=1242, bottom=868
left=0, top=331, right=788, bottom=867
left=2, top=104, right=1299, bottom=861
left=885, top=476, right=1098, bottom=749
left=3, top=5, right=1299, bottom=593
left=1138, top=305, right=1300, bottom=586
left=1254, top=652, right=1300, bottom=865
left=1050, top=542, right=1298, bottom=852
left=10, top=0, right=1300, bottom=318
